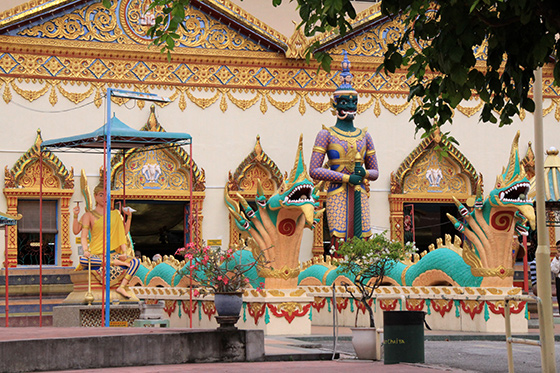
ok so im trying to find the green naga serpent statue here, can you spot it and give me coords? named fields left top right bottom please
left=299, top=131, right=535, bottom=288
left=225, top=134, right=324, bottom=289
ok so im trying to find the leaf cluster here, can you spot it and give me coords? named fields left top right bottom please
left=379, top=0, right=560, bottom=134
left=335, top=231, right=414, bottom=327
left=336, top=232, right=413, bottom=291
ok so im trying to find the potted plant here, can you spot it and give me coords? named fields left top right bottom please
left=175, top=242, right=265, bottom=320
left=335, top=232, right=413, bottom=360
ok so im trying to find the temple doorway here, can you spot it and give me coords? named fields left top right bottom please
left=404, top=203, right=460, bottom=253
left=116, top=200, right=188, bottom=260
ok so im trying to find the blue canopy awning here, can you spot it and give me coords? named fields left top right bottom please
left=41, top=115, right=191, bottom=151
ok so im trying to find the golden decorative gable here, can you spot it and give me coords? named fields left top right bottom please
left=5, top=129, right=74, bottom=189
left=227, top=135, right=283, bottom=194
left=3, top=127, right=74, bottom=267
left=110, top=105, right=205, bottom=193
left=16, top=0, right=270, bottom=52
left=391, top=130, right=479, bottom=195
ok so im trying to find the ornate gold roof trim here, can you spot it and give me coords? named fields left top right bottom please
left=110, top=105, right=206, bottom=192
left=0, top=3, right=559, bottom=118
left=227, top=135, right=283, bottom=192
left=312, top=3, right=384, bottom=51
left=195, top=0, right=289, bottom=49
left=0, top=0, right=77, bottom=29
left=390, top=129, right=479, bottom=194
left=3, top=0, right=287, bottom=53
left=5, top=128, right=74, bottom=189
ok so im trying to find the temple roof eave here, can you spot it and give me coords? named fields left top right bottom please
left=0, top=0, right=289, bottom=54
left=0, top=33, right=286, bottom=63
left=0, top=0, right=90, bottom=32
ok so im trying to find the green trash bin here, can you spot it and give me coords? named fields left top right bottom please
left=383, top=310, right=425, bottom=364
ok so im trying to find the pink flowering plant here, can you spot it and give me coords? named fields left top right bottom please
left=175, top=242, right=265, bottom=293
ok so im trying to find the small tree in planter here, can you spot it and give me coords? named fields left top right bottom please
left=335, top=232, right=414, bottom=360
left=335, top=232, right=414, bottom=328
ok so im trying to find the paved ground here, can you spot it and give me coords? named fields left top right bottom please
left=4, top=319, right=560, bottom=372
left=43, top=339, right=560, bottom=373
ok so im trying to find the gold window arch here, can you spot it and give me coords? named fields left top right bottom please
left=225, top=135, right=327, bottom=256
left=389, top=129, right=480, bottom=244
left=110, top=106, right=206, bottom=247
left=226, top=135, right=283, bottom=248
left=4, top=129, right=74, bottom=267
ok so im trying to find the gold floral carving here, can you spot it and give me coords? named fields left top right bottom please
left=185, top=88, right=220, bottom=109
left=277, top=302, right=303, bottom=315
left=202, top=0, right=288, bottom=47
left=267, top=92, right=300, bottom=113
left=237, top=166, right=275, bottom=193
left=267, top=290, right=286, bottom=297
left=0, top=0, right=557, bottom=118
left=11, top=80, right=49, bottom=102
left=227, top=90, right=260, bottom=111
left=357, top=94, right=375, bottom=114
left=305, top=94, right=331, bottom=113
left=285, top=22, right=309, bottom=59
left=17, top=0, right=268, bottom=51
left=403, top=148, right=468, bottom=194
left=380, top=95, right=409, bottom=115
left=110, top=105, right=206, bottom=192
left=258, top=265, right=301, bottom=280
left=456, top=100, right=484, bottom=118
left=19, top=2, right=123, bottom=43
left=227, top=135, right=283, bottom=193
left=57, top=82, right=95, bottom=104
left=0, top=0, right=74, bottom=29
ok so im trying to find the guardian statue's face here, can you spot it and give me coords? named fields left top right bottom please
left=334, top=94, right=357, bottom=121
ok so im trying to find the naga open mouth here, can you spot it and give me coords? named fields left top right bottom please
left=499, top=182, right=530, bottom=203
left=340, top=110, right=356, bottom=116
left=283, top=184, right=314, bottom=205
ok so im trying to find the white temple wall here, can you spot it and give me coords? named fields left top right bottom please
left=1, top=80, right=559, bottom=267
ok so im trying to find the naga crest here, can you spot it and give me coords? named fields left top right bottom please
left=487, top=131, right=535, bottom=229
left=224, top=135, right=324, bottom=289
left=273, top=134, right=322, bottom=227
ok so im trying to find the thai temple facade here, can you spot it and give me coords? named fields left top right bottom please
left=1, top=0, right=560, bottom=330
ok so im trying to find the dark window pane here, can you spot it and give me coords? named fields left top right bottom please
left=17, top=200, right=58, bottom=265
left=18, top=200, right=58, bottom=233
left=17, top=232, right=56, bottom=266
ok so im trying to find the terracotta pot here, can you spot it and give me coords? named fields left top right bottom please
left=350, top=327, right=379, bottom=360
left=214, top=292, right=243, bottom=317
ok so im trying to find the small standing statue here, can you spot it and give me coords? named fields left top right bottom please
left=309, top=51, right=379, bottom=249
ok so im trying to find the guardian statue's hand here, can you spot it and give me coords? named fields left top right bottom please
left=349, top=174, right=363, bottom=185
left=354, top=165, right=366, bottom=177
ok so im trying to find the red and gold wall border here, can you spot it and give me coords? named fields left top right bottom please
left=0, top=34, right=559, bottom=118
left=3, top=130, right=74, bottom=267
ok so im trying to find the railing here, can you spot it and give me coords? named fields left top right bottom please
left=504, top=295, right=543, bottom=373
